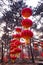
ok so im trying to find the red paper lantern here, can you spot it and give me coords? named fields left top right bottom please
left=15, top=27, right=22, bottom=32
left=10, top=40, right=21, bottom=48
left=10, top=47, right=14, bottom=50
left=10, top=50, right=15, bottom=54
left=10, top=39, right=17, bottom=43
left=10, top=49, right=17, bottom=54
left=14, top=40, right=21, bottom=46
left=21, top=30, right=33, bottom=39
left=21, top=19, right=33, bottom=28
left=13, top=34, right=21, bottom=39
left=15, top=48, right=21, bottom=53
left=10, top=43, right=17, bottom=48
left=10, top=39, right=21, bottom=46
left=10, top=45, right=17, bottom=50
left=21, top=8, right=32, bottom=18
left=10, top=55, right=16, bottom=59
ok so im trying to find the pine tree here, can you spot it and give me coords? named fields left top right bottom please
left=3, top=0, right=27, bottom=31
left=0, top=0, right=27, bottom=62
left=32, top=0, right=43, bottom=33
left=1, top=0, right=27, bottom=42
left=33, top=0, right=43, bottom=16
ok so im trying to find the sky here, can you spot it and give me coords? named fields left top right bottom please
left=25, top=0, right=40, bottom=7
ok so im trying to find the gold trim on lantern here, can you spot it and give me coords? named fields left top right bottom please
left=25, top=38, right=30, bottom=45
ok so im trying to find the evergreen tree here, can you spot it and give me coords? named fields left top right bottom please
left=32, top=0, right=43, bottom=41
left=0, top=0, right=27, bottom=40
left=0, top=0, right=27, bottom=62
left=33, top=0, right=43, bottom=17
left=3, top=0, right=27, bottom=31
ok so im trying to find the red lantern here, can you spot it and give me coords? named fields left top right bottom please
left=10, top=50, right=15, bottom=54
left=10, top=39, right=17, bottom=43
left=10, top=40, right=21, bottom=48
left=10, top=44, right=16, bottom=50
left=15, top=48, right=21, bottom=53
left=10, top=48, right=17, bottom=54
left=15, top=27, right=22, bottom=32
left=21, top=30, right=33, bottom=39
left=10, top=55, right=16, bottom=59
left=10, top=43, right=17, bottom=48
left=21, top=8, right=32, bottom=18
left=13, top=34, right=21, bottom=39
left=21, top=19, right=33, bottom=28
left=14, top=40, right=21, bottom=46
left=10, top=47, right=14, bottom=50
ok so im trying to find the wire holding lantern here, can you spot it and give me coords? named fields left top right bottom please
left=15, top=27, right=22, bottom=33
